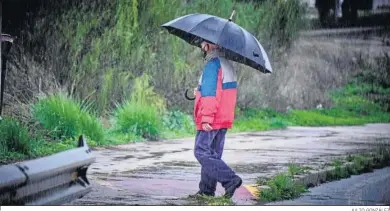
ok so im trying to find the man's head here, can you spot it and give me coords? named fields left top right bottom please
left=200, top=41, right=218, bottom=58
left=201, top=41, right=218, bottom=52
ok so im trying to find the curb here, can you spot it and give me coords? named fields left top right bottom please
left=246, top=150, right=390, bottom=200
left=293, top=158, right=374, bottom=187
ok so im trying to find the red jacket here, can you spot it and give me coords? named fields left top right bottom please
left=194, top=51, right=237, bottom=131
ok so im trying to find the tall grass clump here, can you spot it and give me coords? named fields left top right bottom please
left=113, top=101, right=162, bottom=139
left=110, top=74, right=166, bottom=140
left=0, top=117, right=31, bottom=159
left=31, top=93, right=105, bottom=145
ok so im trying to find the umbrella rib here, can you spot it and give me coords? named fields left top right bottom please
left=216, top=20, right=230, bottom=46
left=187, top=17, right=213, bottom=36
left=240, top=27, right=247, bottom=60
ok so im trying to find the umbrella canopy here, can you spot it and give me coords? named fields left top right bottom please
left=161, top=12, right=272, bottom=74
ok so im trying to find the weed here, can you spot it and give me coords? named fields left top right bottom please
left=288, top=163, right=310, bottom=176
left=188, top=195, right=234, bottom=206
left=258, top=172, right=307, bottom=202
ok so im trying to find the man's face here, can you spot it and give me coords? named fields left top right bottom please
left=200, top=41, right=208, bottom=58
left=201, top=41, right=217, bottom=51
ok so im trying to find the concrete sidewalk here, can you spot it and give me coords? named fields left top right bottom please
left=70, top=124, right=390, bottom=205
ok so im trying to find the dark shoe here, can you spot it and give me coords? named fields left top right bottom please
left=189, top=190, right=215, bottom=198
left=224, top=176, right=242, bottom=198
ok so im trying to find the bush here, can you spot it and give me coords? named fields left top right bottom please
left=0, top=117, right=31, bottom=157
left=110, top=73, right=167, bottom=140
left=162, top=110, right=194, bottom=133
left=112, top=100, right=162, bottom=139
left=32, top=93, right=105, bottom=145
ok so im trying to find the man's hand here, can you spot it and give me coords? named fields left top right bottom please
left=193, top=87, right=197, bottom=96
left=202, top=123, right=213, bottom=131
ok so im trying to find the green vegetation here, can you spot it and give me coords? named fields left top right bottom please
left=2, top=64, right=390, bottom=164
left=257, top=165, right=308, bottom=202
left=187, top=194, right=234, bottom=206
left=32, top=93, right=105, bottom=145
left=18, top=0, right=307, bottom=116
left=1, top=0, right=390, bottom=165
left=2, top=69, right=389, bottom=164
left=257, top=147, right=390, bottom=202
left=0, top=118, right=31, bottom=162
left=0, top=117, right=78, bottom=164
left=287, top=163, right=311, bottom=176
left=327, top=147, right=390, bottom=181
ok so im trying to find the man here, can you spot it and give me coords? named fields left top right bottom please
left=192, top=40, right=242, bottom=198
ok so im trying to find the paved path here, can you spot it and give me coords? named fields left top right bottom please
left=70, top=124, right=390, bottom=205
left=268, top=167, right=390, bottom=206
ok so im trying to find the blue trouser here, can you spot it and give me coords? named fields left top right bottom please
left=194, top=129, right=237, bottom=194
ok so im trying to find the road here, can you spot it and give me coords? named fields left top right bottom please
left=69, top=123, right=390, bottom=205
left=267, top=167, right=390, bottom=206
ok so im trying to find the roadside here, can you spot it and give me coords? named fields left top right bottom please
left=267, top=167, right=390, bottom=205
left=68, top=123, right=390, bottom=205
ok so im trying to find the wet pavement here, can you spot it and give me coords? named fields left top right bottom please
left=267, top=167, right=390, bottom=206
left=69, top=124, right=390, bottom=205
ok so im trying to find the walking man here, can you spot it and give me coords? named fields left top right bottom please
left=192, top=40, right=242, bottom=198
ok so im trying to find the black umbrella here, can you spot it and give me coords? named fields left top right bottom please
left=161, top=11, right=273, bottom=74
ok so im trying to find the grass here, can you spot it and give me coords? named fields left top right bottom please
left=111, top=100, right=163, bottom=140
left=327, top=148, right=390, bottom=181
left=257, top=164, right=309, bottom=202
left=0, top=117, right=78, bottom=165
left=258, top=172, right=308, bottom=202
left=3, top=79, right=388, bottom=165
left=257, top=147, right=390, bottom=202
left=287, top=163, right=311, bottom=176
left=32, top=93, right=105, bottom=145
left=187, top=195, right=234, bottom=206
left=2, top=52, right=390, bottom=165
left=327, top=152, right=390, bottom=181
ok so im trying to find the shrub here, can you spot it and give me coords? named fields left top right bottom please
left=162, top=110, right=194, bottom=133
left=110, top=73, right=167, bottom=140
left=113, top=100, right=162, bottom=139
left=31, top=93, right=105, bottom=145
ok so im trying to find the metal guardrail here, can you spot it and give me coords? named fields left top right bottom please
left=0, top=135, right=95, bottom=205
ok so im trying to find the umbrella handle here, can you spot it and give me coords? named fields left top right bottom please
left=184, top=89, right=195, bottom=101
